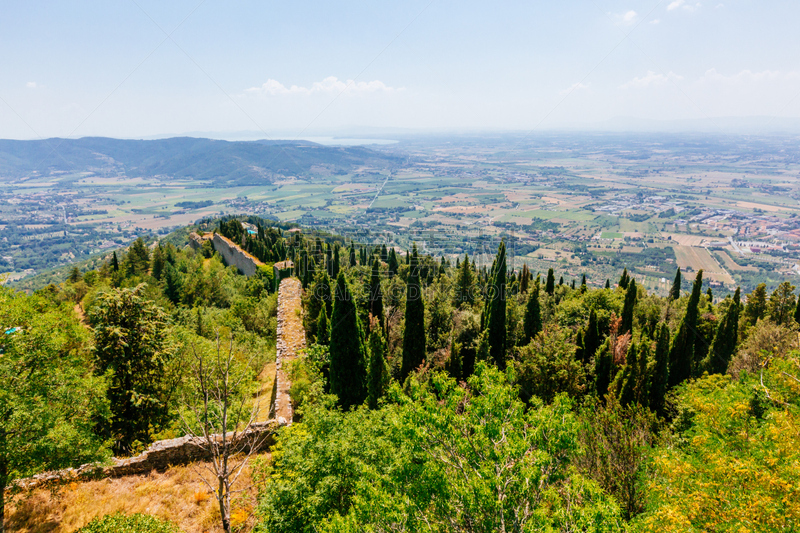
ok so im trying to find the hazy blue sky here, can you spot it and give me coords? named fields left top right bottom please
left=2, top=1, right=799, bottom=139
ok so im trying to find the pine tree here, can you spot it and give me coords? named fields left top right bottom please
left=545, top=268, right=555, bottom=295
left=669, top=270, right=703, bottom=387
left=669, top=267, right=682, bottom=301
left=126, top=237, right=150, bottom=276
left=650, top=322, right=670, bottom=416
left=316, top=305, right=329, bottom=346
left=702, top=287, right=741, bottom=375
left=368, top=261, right=384, bottom=327
left=582, top=308, right=600, bottom=366
left=163, top=262, right=182, bottom=304
left=367, top=328, right=389, bottom=409
left=619, top=268, right=630, bottom=290
left=68, top=266, right=82, bottom=283
left=767, top=281, right=796, bottom=326
left=522, top=277, right=542, bottom=345
left=329, top=273, right=367, bottom=409
left=401, top=246, right=426, bottom=379
left=621, top=278, right=637, bottom=335
left=485, top=241, right=507, bottom=369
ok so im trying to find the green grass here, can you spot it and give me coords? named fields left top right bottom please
left=601, top=232, right=623, bottom=239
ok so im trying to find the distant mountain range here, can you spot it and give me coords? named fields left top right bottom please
left=0, top=137, right=403, bottom=185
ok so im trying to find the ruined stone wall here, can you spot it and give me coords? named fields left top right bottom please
left=12, top=421, right=280, bottom=491
left=270, top=278, right=305, bottom=425
left=212, top=233, right=265, bottom=277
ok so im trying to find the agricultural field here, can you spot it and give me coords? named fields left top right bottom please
left=3, top=132, right=800, bottom=294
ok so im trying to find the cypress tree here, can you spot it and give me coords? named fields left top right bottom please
left=620, top=278, right=637, bottom=335
left=575, top=330, right=585, bottom=366
left=669, top=270, right=703, bottom=388
left=619, top=268, right=630, bottom=290
left=650, top=322, right=670, bottom=416
left=618, top=342, right=639, bottom=408
left=111, top=251, right=120, bottom=272
left=522, top=277, right=542, bottom=345
left=571, top=279, right=575, bottom=290
left=454, top=253, right=475, bottom=306
left=605, top=279, right=610, bottom=289
left=151, top=245, right=165, bottom=281
left=367, top=328, right=389, bottom=409
left=332, top=245, right=340, bottom=278
left=580, top=274, right=587, bottom=293
left=669, top=268, right=682, bottom=301
left=316, top=305, right=329, bottom=346
left=702, top=287, right=741, bottom=375
left=545, top=268, right=555, bottom=295
left=401, top=246, right=426, bottom=379
left=349, top=244, right=357, bottom=267
left=326, top=245, right=333, bottom=276
left=388, top=248, right=399, bottom=277
left=368, top=260, right=384, bottom=326
left=594, top=338, right=613, bottom=399
left=706, top=287, right=713, bottom=302
left=446, top=339, right=462, bottom=380
left=520, top=264, right=530, bottom=293
left=794, top=292, right=800, bottom=326
left=485, top=241, right=507, bottom=369
left=329, top=273, right=367, bottom=409
left=163, top=262, right=182, bottom=305
left=558, top=276, right=564, bottom=286
left=380, top=243, right=388, bottom=262
left=582, top=309, right=600, bottom=366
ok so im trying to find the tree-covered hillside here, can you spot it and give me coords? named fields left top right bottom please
left=2, top=216, right=798, bottom=532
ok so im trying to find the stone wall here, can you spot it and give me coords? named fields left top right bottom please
left=212, top=233, right=265, bottom=277
left=12, top=420, right=281, bottom=491
left=270, top=277, right=305, bottom=425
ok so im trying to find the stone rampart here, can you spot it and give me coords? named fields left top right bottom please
left=11, top=420, right=281, bottom=491
left=212, top=233, right=265, bottom=277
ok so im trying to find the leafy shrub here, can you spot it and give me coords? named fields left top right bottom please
left=77, top=513, right=182, bottom=533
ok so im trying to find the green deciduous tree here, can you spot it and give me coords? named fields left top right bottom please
left=0, top=288, right=110, bottom=530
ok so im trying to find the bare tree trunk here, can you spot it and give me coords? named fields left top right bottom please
left=218, top=477, right=230, bottom=533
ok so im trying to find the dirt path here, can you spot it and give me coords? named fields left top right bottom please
left=272, top=277, right=304, bottom=424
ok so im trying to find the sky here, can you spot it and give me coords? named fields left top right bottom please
left=2, top=0, right=799, bottom=139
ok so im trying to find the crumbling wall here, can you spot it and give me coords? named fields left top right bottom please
left=270, top=277, right=305, bottom=425
left=212, top=233, right=264, bottom=277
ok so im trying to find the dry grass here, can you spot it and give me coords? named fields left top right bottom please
left=5, top=457, right=269, bottom=533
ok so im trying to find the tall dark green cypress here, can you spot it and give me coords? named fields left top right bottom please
left=349, top=244, right=357, bottom=267
left=794, top=292, right=800, bottom=326
left=702, top=287, right=741, bottom=375
left=580, top=274, right=587, bottom=293
left=605, top=279, right=610, bottom=289
left=668, top=270, right=703, bottom=388
left=367, top=328, right=389, bottom=409
left=332, top=245, right=340, bottom=278
left=486, top=241, right=507, bottom=369
left=329, top=273, right=367, bottom=409
left=619, top=268, right=630, bottom=289
left=545, top=268, right=555, bottom=295
left=669, top=267, right=682, bottom=301
left=620, top=278, right=637, bottom=335
left=618, top=342, right=639, bottom=407
left=594, top=338, right=613, bottom=399
left=650, top=322, right=670, bottom=416
left=454, top=253, right=475, bottom=306
left=316, top=305, right=329, bottom=346
left=111, top=251, right=119, bottom=272
left=368, top=260, right=384, bottom=326
left=522, top=277, right=542, bottom=345
left=401, top=246, right=426, bottom=379
left=520, top=264, right=530, bottom=293
left=582, top=309, right=600, bottom=366
left=388, top=249, right=399, bottom=277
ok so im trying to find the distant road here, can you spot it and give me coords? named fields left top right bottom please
left=368, top=172, right=391, bottom=209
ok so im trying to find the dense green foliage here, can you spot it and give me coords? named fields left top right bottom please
left=76, top=513, right=182, bottom=533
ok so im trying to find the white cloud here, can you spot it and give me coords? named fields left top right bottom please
left=26, top=81, right=37, bottom=89
left=622, top=10, right=637, bottom=24
left=668, top=0, right=701, bottom=11
left=620, top=71, right=684, bottom=89
left=699, top=68, right=800, bottom=85
left=560, top=82, right=590, bottom=96
left=650, top=18, right=661, bottom=24
left=244, top=76, right=401, bottom=96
